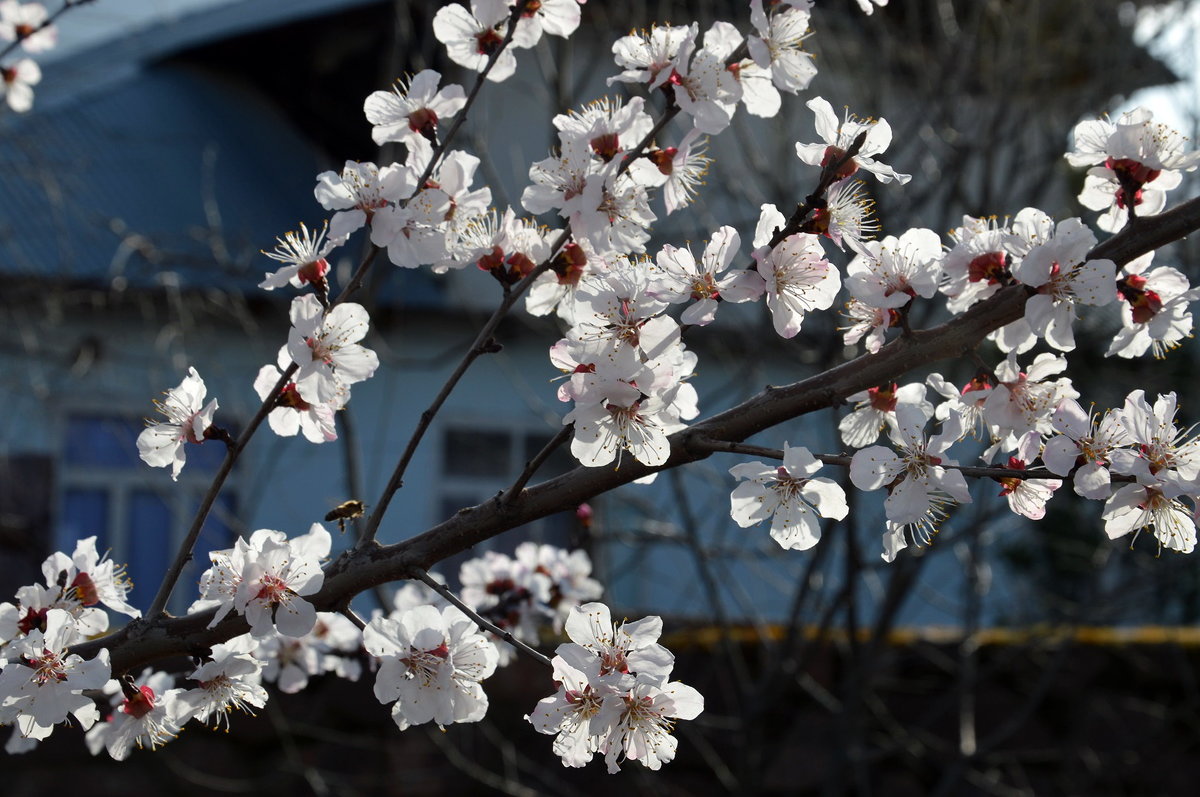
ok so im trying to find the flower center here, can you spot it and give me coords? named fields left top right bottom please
left=121, top=685, right=158, bottom=719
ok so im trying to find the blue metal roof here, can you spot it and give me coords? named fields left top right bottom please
left=0, top=59, right=445, bottom=306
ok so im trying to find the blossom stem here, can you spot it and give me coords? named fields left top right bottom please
left=412, top=569, right=552, bottom=668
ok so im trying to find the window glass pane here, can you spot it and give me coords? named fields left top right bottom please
left=126, top=490, right=173, bottom=613
left=60, top=488, right=109, bottom=553
left=64, top=416, right=143, bottom=469
left=442, top=429, right=511, bottom=478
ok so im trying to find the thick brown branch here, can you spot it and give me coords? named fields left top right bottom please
left=72, top=185, right=1200, bottom=674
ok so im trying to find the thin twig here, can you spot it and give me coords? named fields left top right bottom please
left=339, top=606, right=368, bottom=631
left=0, top=0, right=94, bottom=62
left=358, top=230, right=567, bottom=544
left=687, top=436, right=1104, bottom=482
left=413, top=569, right=552, bottom=668
left=72, top=195, right=1200, bottom=673
left=145, top=363, right=299, bottom=619
left=500, top=423, right=573, bottom=506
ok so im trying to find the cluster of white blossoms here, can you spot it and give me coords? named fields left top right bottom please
left=458, top=541, right=603, bottom=665
left=528, top=602, right=702, bottom=772
left=191, top=523, right=332, bottom=638
left=0, top=534, right=607, bottom=757
left=0, top=0, right=55, bottom=112
left=0, top=537, right=137, bottom=749
left=1067, top=106, right=1200, bottom=233
left=18, top=0, right=1200, bottom=779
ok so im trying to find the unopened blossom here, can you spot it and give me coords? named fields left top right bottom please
left=363, top=69, right=466, bottom=145
left=285, top=294, right=379, bottom=405
left=796, top=96, right=910, bottom=184
left=1042, top=398, right=1129, bottom=499
left=314, top=161, right=415, bottom=242
left=432, top=2, right=518, bottom=83
left=365, top=604, right=499, bottom=730
left=136, top=367, right=219, bottom=481
left=649, top=226, right=763, bottom=326
left=729, top=443, right=849, bottom=550
left=259, top=221, right=336, bottom=292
